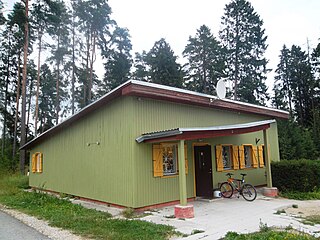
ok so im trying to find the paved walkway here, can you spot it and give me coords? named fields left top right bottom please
left=140, top=194, right=320, bottom=239
left=0, top=210, right=50, bottom=240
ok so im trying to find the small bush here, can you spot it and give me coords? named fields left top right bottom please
left=271, top=160, right=320, bottom=192
left=122, top=208, right=135, bottom=218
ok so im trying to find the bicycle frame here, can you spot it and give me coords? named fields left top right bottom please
left=227, top=178, right=244, bottom=193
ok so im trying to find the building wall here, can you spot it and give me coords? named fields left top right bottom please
left=29, top=97, right=136, bottom=207
left=29, top=95, right=281, bottom=209
left=132, top=96, right=280, bottom=208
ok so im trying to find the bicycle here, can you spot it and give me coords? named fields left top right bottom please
left=219, top=173, right=257, bottom=201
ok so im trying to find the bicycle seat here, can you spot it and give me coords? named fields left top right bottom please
left=240, top=173, right=247, bottom=176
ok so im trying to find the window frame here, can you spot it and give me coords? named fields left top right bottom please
left=152, top=142, right=188, bottom=178
left=216, top=144, right=239, bottom=172
left=161, top=143, right=179, bottom=176
left=222, top=145, right=233, bottom=170
left=32, top=152, right=43, bottom=173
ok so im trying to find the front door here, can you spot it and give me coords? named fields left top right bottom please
left=194, top=145, right=213, bottom=198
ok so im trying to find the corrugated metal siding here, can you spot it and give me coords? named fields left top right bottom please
left=132, top=97, right=280, bottom=207
left=29, top=97, right=135, bottom=207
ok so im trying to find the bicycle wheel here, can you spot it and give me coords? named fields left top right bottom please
left=220, top=182, right=233, bottom=198
left=241, top=184, right=257, bottom=201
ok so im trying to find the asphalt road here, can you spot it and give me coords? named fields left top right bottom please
left=0, top=210, right=51, bottom=240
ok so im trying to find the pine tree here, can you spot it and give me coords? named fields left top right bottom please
left=0, top=0, right=5, bottom=25
left=183, top=25, right=225, bottom=94
left=144, top=38, right=184, bottom=88
left=38, top=64, right=56, bottom=133
left=220, top=0, right=269, bottom=104
left=100, top=27, right=132, bottom=93
left=0, top=2, right=26, bottom=168
left=132, top=51, right=148, bottom=82
left=30, top=0, right=52, bottom=135
left=73, top=0, right=113, bottom=105
left=46, top=0, right=71, bottom=125
left=273, top=45, right=292, bottom=114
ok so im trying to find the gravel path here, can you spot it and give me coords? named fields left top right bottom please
left=0, top=204, right=86, bottom=240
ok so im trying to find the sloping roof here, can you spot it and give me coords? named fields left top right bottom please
left=21, top=80, right=288, bottom=150
left=136, top=119, right=276, bottom=143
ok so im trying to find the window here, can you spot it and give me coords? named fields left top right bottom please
left=216, top=145, right=239, bottom=171
left=222, top=146, right=232, bottom=169
left=152, top=143, right=188, bottom=177
left=244, top=145, right=252, bottom=167
left=162, top=144, right=178, bottom=175
left=239, top=145, right=258, bottom=169
left=32, top=152, right=43, bottom=173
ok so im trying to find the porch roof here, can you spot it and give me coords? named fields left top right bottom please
left=135, top=119, right=276, bottom=143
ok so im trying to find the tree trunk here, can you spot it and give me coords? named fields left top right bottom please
left=71, top=14, right=75, bottom=114
left=88, top=31, right=96, bottom=102
left=84, top=31, right=90, bottom=106
left=233, top=13, right=240, bottom=101
left=2, top=40, right=10, bottom=157
left=20, top=0, right=29, bottom=175
left=34, top=33, right=42, bottom=136
left=55, top=34, right=60, bottom=125
left=12, top=53, right=21, bottom=169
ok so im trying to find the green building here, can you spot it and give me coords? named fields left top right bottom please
left=22, top=80, right=288, bottom=212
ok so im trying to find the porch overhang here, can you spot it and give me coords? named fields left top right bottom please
left=136, top=119, right=276, bottom=143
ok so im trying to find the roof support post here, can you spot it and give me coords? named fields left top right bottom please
left=178, top=139, right=187, bottom=205
left=263, top=129, right=273, bottom=188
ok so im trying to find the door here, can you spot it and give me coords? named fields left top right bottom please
left=194, top=145, right=213, bottom=198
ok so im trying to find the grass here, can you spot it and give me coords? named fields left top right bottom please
left=280, top=190, right=320, bottom=200
left=223, top=230, right=318, bottom=240
left=0, top=172, right=178, bottom=240
left=222, top=221, right=318, bottom=239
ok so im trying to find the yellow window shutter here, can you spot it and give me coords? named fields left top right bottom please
left=239, top=145, right=245, bottom=169
left=39, top=153, right=43, bottom=173
left=32, top=154, right=36, bottom=173
left=232, top=145, right=239, bottom=170
left=252, top=146, right=258, bottom=168
left=215, top=145, right=223, bottom=171
left=152, top=144, right=163, bottom=177
left=184, top=144, right=188, bottom=175
left=258, top=145, right=264, bottom=167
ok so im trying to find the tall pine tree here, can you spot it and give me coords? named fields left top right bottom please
left=220, top=0, right=269, bottom=104
left=183, top=25, right=225, bottom=94
left=101, top=27, right=132, bottom=92
left=138, top=38, right=184, bottom=88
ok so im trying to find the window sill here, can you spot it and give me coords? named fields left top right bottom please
left=161, top=174, right=179, bottom=179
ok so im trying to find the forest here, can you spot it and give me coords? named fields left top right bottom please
left=0, top=0, right=319, bottom=173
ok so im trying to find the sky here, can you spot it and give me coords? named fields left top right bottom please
left=5, top=0, right=320, bottom=95
left=107, top=0, right=320, bottom=91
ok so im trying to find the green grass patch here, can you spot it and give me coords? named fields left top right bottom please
left=280, top=191, right=320, bottom=200
left=0, top=173, right=177, bottom=240
left=223, top=230, right=318, bottom=240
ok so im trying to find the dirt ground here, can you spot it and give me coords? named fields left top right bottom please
left=284, top=200, right=320, bottom=218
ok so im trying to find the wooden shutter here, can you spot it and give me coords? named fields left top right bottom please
left=39, top=153, right=43, bottom=173
left=215, top=145, right=223, bottom=171
left=239, top=145, right=245, bottom=169
left=31, top=154, right=36, bottom=173
left=232, top=145, right=239, bottom=170
left=252, top=146, right=258, bottom=168
left=184, top=144, right=188, bottom=175
left=152, top=144, right=163, bottom=177
left=258, top=145, right=264, bottom=167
